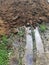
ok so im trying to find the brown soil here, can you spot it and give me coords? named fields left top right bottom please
left=0, top=0, right=49, bottom=35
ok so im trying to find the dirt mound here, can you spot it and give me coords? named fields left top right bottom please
left=0, top=0, right=49, bottom=35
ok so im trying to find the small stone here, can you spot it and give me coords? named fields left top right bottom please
left=12, top=28, right=19, bottom=34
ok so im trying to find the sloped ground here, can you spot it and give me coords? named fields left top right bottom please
left=0, top=0, right=49, bottom=35
left=36, top=23, right=49, bottom=65
left=0, top=0, right=49, bottom=65
left=8, top=23, right=49, bottom=65
left=8, top=27, right=26, bottom=65
left=0, top=23, right=49, bottom=65
left=40, top=23, right=49, bottom=65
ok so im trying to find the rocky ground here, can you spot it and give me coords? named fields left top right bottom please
left=0, top=22, right=49, bottom=65
left=36, top=23, right=49, bottom=65
left=8, top=26, right=26, bottom=65
left=8, top=23, right=49, bottom=65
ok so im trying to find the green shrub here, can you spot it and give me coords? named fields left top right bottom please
left=17, top=31, right=24, bottom=37
left=0, top=43, right=6, bottom=50
left=0, top=35, right=10, bottom=65
left=0, top=50, right=8, bottom=65
left=17, top=27, right=25, bottom=37
left=40, top=24, right=46, bottom=32
left=2, top=35, right=8, bottom=44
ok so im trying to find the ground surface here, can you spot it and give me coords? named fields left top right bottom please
left=7, top=23, right=49, bottom=65
left=0, top=0, right=49, bottom=35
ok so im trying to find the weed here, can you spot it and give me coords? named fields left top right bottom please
left=39, top=24, right=46, bottom=32
left=0, top=49, right=9, bottom=65
left=2, top=35, right=8, bottom=44
left=0, top=35, right=12, bottom=65
left=17, top=27, right=25, bottom=37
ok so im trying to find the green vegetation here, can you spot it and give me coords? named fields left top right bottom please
left=18, top=46, right=25, bottom=65
left=17, top=30, right=24, bottom=37
left=17, top=27, right=25, bottom=65
left=1, top=35, right=8, bottom=44
left=39, top=24, right=46, bottom=32
left=17, top=27, right=25, bottom=37
left=19, top=57, right=22, bottom=65
left=0, top=50, right=8, bottom=65
left=0, top=35, right=9, bottom=65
